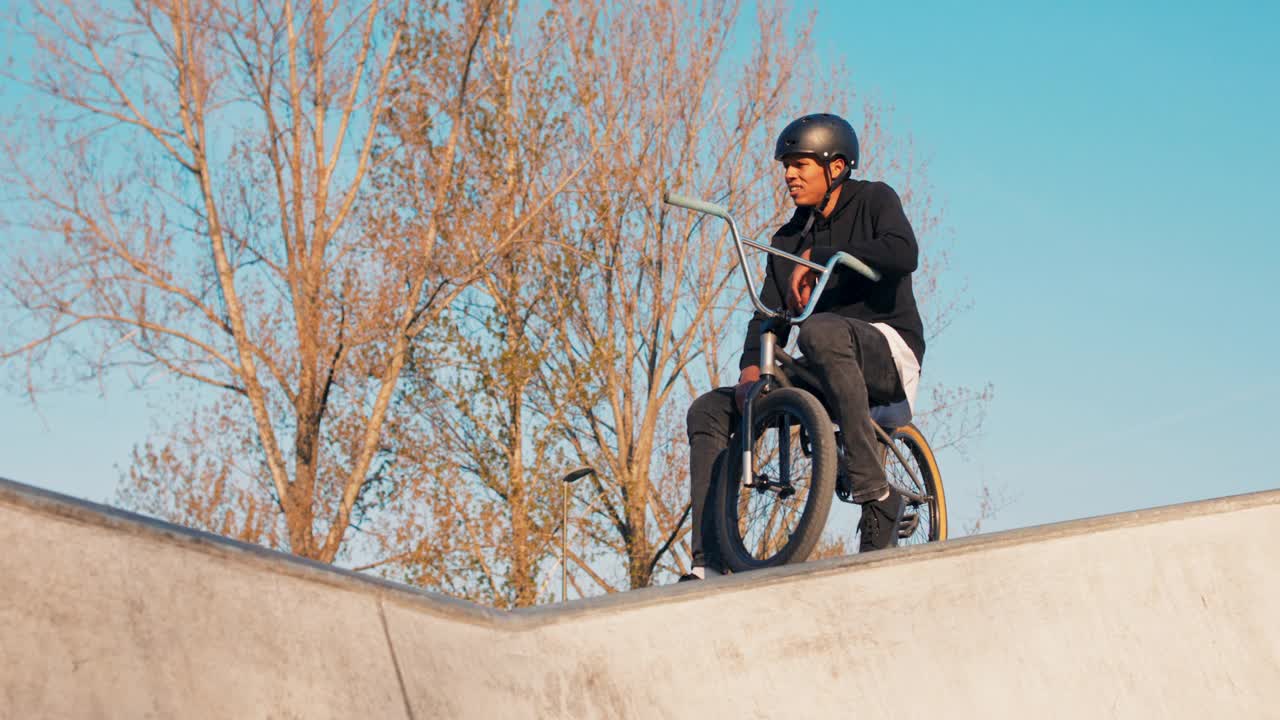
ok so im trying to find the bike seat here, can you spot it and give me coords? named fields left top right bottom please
left=870, top=400, right=911, bottom=430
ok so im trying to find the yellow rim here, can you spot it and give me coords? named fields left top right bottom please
left=892, top=424, right=947, bottom=541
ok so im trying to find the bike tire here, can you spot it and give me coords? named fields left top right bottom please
left=882, top=423, right=947, bottom=543
left=713, top=387, right=838, bottom=572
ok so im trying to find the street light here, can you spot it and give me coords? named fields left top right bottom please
left=561, top=466, right=595, bottom=602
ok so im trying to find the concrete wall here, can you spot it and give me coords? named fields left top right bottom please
left=3, top=476, right=1279, bottom=719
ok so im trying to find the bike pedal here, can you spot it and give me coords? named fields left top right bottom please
left=835, top=472, right=856, bottom=504
left=897, top=511, right=919, bottom=538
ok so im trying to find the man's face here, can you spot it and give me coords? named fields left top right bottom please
left=782, top=155, right=845, bottom=207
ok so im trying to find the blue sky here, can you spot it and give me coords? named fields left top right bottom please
left=3, top=0, right=1278, bottom=536
left=814, top=0, right=1280, bottom=528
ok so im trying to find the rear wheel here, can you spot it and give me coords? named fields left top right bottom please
left=714, top=388, right=837, bottom=572
left=881, top=423, right=946, bottom=544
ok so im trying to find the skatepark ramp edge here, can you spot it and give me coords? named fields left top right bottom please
left=3, top=475, right=1279, bottom=718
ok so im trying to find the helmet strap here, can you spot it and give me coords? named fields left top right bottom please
left=799, top=157, right=852, bottom=240
left=815, top=160, right=850, bottom=217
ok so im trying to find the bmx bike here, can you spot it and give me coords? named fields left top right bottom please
left=665, top=192, right=947, bottom=573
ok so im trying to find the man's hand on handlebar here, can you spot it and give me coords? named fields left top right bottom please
left=787, top=248, right=817, bottom=313
left=734, top=365, right=761, bottom=412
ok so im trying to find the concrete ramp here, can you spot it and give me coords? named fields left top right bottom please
left=2, top=476, right=1279, bottom=719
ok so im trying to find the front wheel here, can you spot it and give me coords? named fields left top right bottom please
left=713, top=387, right=838, bottom=572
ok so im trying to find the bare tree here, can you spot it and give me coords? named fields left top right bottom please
left=529, top=0, right=837, bottom=591
left=337, top=0, right=808, bottom=599
left=3, top=0, right=993, bottom=602
left=362, top=0, right=994, bottom=600
left=355, top=0, right=625, bottom=607
left=0, top=0, right=524, bottom=562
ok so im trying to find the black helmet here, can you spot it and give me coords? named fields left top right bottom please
left=774, top=114, right=859, bottom=169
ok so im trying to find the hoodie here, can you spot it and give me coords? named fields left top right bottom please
left=738, top=178, right=926, bottom=370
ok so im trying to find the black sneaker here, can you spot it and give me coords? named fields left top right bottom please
left=858, top=486, right=906, bottom=553
left=678, top=572, right=702, bottom=583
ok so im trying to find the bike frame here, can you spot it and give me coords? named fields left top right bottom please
left=663, top=192, right=928, bottom=504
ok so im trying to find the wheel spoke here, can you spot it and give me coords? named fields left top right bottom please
left=738, top=410, right=812, bottom=559
left=882, top=428, right=942, bottom=546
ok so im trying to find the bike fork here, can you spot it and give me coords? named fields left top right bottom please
left=739, top=332, right=779, bottom=488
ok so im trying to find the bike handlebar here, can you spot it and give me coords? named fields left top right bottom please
left=663, top=192, right=730, bottom=219
left=830, top=253, right=881, bottom=284
left=662, top=191, right=881, bottom=323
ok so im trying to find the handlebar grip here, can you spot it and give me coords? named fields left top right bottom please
left=663, top=192, right=730, bottom=219
left=833, top=252, right=882, bottom=282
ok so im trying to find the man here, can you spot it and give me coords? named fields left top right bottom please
left=683, top=113, right=925, bottom=580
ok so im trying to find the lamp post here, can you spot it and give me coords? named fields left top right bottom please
left=560, top=466, right=595, bottom=602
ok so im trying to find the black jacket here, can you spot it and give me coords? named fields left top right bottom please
left=739, top=178, right=926, bottom=370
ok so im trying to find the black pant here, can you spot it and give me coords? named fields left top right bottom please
left=685, top=314, right=905, bottom=569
